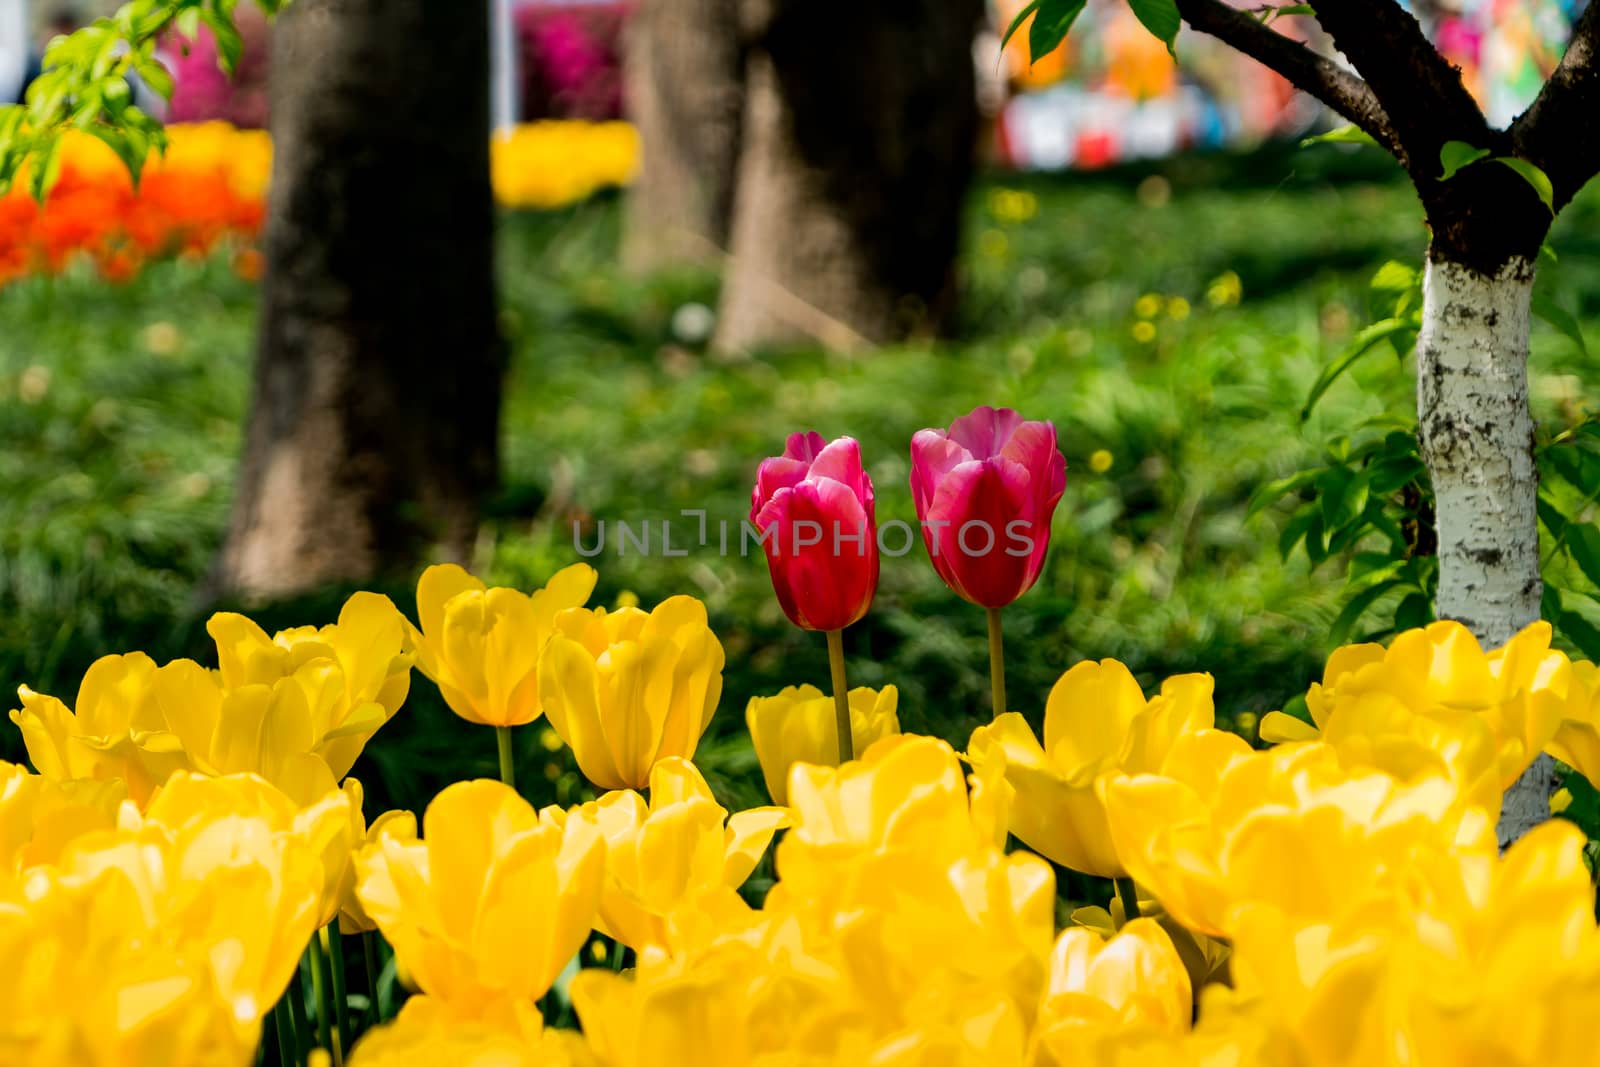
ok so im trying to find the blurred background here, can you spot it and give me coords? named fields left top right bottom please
left=1, top=0, right=1596, bottom=819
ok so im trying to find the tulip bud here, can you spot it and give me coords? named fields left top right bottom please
left=750, top=432, right=879, bottom=632
left=538, top=596, right=725, bottom=791
left=745, top=684, right=900, bottom=805
left=910, top=405, right=1065, bottom=608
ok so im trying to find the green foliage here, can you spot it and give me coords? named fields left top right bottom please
left=1004, top=0, right=1179, bottom=62
left=1300, top=124, right=1381, bottom=149
left=0, top=0, right=284, bottom=198
left=1436, top=141, right=1556, bottom=214
left=1257, top=249, right=1600, bottom=654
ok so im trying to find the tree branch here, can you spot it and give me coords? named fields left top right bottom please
left=1175, top=0, right=1403, bottom=161
left=1512, top=0, right=1600, bottom=209
left=1309, top=0, right=1489, bottom=174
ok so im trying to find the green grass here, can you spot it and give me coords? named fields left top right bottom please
left=3, top=144, right=1597, bottom=818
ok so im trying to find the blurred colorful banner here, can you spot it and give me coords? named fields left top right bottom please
left=987, top=0, right=1587, bottom=169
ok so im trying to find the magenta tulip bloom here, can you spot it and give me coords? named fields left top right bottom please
left=910, top=405, right=1066, bottom=608
left=751, top=432, right=879, bottom=632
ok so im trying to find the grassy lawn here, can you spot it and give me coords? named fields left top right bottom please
left=4, top=145, right=1596, bottom=819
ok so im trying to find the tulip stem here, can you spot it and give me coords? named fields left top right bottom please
left=985, top=606, right=1007, bottom=719
left=287, top=962, right=313, bottom=1059
left=825, top=628, right=854, bottom=763
left=496, top=725, right=517, bottom=790
left=1115, top=877, right=1141, bottom=923
left=308, top=931, right=339, bottom=1064
left=362, top=931, right=385, bottom=1026
left=321, top=926, right=351, bottom=1063
left=273, top=998, right=298, bottom=1067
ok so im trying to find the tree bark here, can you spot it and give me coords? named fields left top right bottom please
left=714, top=0, right=982, bottom=351
left=212, top=0, right=502, bottom=600
left=620, top=0, right=744, bottom=272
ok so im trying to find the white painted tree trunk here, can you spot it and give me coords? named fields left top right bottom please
left=1415, top=255, right=1551, bottom=848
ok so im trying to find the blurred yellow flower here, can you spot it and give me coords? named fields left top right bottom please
left=0, top=761, right=124, bottom=876
left=1103, top=738, right=1496, bottom=939
left=406, top=562, right=597, bottom=728
left=539, top=596, right=724, bottom=791
left=0, top=773, right=325, bottom=1065
left=1130, top=320, right=1157, bottom=343
left=1259, top=621, right=1571, bottom=808
left=355, top=779, right=605, bottom=1006
left=554, top=758, right=787, bottom=951
left=745, top=684, right=899, bottom=805
left=140, top=771, right=356, bottom=928
left=490, top=121, right=638, bottom=210
left=1548, top=659, right=1600, bottom=787
left=967, top=662, right=1215, bottom=878
left=1206, top=271, right=1242, bottom=307
left=1088, top=449, right=1114, bottom=473
left=9, top=652, right=189, bottom=807
left=347, top=993, right=594, bottom=1067
left=1134, top=293, right=1163, bottom=319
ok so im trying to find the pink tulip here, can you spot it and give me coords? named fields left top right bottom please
left=751, top=432, right=879, bottom=632
left=910, top=405, right=1066, bottom=608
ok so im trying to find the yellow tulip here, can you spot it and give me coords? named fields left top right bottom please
left=206, top=591, right=414, bottom=779
left=1103, top=737, right=1496, bottom=939
left=1548, top=659, right=1600, bottom=788
left=336, top=779, right=418, bottom=935
left=348, top=994, right=595, bottom=1067
left=406, top=562, right=597, bottom=727
left=0, top=761, right=124, bottom=876
left=1212, top=819, right=1600, bottom=1067
left=355, top=779, right=605, bottom=1006
left=0, top=773, right=325, bottom=1065
left=151, top=662, right=346, bottom=805
left=554, top=757, right=787, bottom=951
left=966, top=661, right=1215, bottom=878
left=1031, top=919, right=1193, bottom=1066
left=1259, top=621, right=1571, bottom=800
left=138, top=770, right=356, bottom=928
left=539, top=596, right=724, bottom=791
left=9, top=652, right=190, bottom=807
left=746, top=684, right=899, bottom=805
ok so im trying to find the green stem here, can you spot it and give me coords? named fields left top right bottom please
left=272, top=998, right=298, bottom=1067
left=610, top=937, right=627, bottom=973
left=985, top=606, right=1007, bottom=719
left=287, top=962, right=312, bottom=1058
left=825, top=628, right=853, bottom=764
left=1115, top=877, right=1142, bottom=923
left=496, top=725, right=517, bottom=790
left=362, top=932, right=383, bottom=1027
left=321, top=926, right=350, bottom=1064
left=307, top=932, right=335, bottom=1060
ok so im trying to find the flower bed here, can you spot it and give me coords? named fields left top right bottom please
left=0, top=120, right=638, bottom=288
left=5, top=408, right=1600, bottom=1064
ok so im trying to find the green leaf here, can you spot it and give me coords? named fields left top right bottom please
left=1394, top=592, right=1432, bottom=631
left=1320, top=468, right=1370, bottom=532
left=1531, top=291, right=1588, bottom=356
left=1128, top=0, right=1181, bottom=55
left=1568, top=524, right=1600, bottom=590
left=1439, top=140, right=1491, bottom=180
left=134, top=55, right=176, bottom=101
left=1268, top=3, right=1316, bottom=18
left=27, top=134, right=63, bottom=202
left=1493, top=157, right=1556, bottom=214
left=1300, top=318, right=1414, bottom=420
left=1247, top=468, right=1321, bottom=519
left=1559, top=607, right=1600, bottom=661
left=1367, top=456, right=1425, bottom=495
left=1369, top=260, right=1418, bottom=293
left=1300, top=125, right=1378, bottom=149
left=1278, top=503, right=1318, bottom=559
left=1330, top=579, right=1402, bottom=645
left=1538, top=492, right=1570, bottom=537
left=201, top=7, right=244, bottom=73
left=1000, top=0, right=1042, bottom=52
left=175, top=7, right=202, bottom=39
left=1029, top=0, right=1088, bottom=62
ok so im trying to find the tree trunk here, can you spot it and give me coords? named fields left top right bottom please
left=212, top=0, right=502, bottom=600
left=620, top=0, right=744, bottom=273
left=1417, top=248, right=1554, bottom=849
left=714, top=0, right=981, bottom=352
